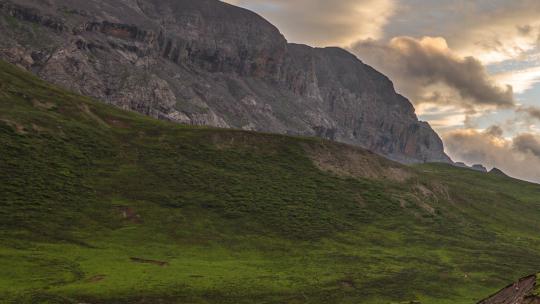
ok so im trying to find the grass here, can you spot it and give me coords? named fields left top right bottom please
left=1, top=60, right=540, bottom=303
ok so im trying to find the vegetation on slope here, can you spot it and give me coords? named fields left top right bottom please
left=2, top=61, right=540, bottom=304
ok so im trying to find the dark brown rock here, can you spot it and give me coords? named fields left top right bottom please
left=478, top=275, right=540, bottom=304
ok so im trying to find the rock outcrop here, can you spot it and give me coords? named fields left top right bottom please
left=0, top=0, right=451, bottom=163
left=454, top=162, right=469, bottom=168
left=472, top=164, right=488, bottom=172
left=489, top=167, right=509, bottom=177
left=478, top=275, right=540, bottom=304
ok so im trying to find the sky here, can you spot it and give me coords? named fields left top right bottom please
left=224, top=0, right=540, bottom=182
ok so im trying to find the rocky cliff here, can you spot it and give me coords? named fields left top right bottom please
left=0, top=0, right=451, bottom=163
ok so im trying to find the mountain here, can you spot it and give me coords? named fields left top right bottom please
left=0, top=0, right=451, bottom=164
left=2, top=60, right=540, bottom=303
left=489, top=167, right=509, bottom=178
left=472, top=164, right=488, bottom=173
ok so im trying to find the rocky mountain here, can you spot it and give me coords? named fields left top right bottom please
left=0, top=0, right=451, bottom=163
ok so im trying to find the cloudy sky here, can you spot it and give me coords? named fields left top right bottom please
left=225, top=0, right=540, bottom=182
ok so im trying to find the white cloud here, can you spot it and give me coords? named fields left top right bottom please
left=416, top=103, right=470, bottom=130
left=494, top=66, right=540, bottom=94
left=450, top=9, right=540, bottom=64
left=222, top=0, right=397, bottom=46
left=385, top=0, right=540, bottom=65
left=352, top=36, right=514, bottom=114
left=444, top=129, right=540, bottom=183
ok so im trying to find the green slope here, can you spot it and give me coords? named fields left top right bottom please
left=2, top=60, right=540, bottom=304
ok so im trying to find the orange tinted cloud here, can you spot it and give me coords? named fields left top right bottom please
left=352, top=36, right=514, bottom=109
left=223, top=0, right=396, bottom=46
left=443, top=128, right=540, bottom=182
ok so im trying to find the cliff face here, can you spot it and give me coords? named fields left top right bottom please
left=0, top=0, right=451, bottom=163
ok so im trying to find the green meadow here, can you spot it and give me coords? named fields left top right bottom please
left=1, top=60, right=540, bottom=303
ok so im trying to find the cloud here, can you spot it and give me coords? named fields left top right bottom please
left=448, top=2, right=540, bottom=64
left=226, top=0, right=540, bottom=63
left=226, top=0, right=540, bottom=65
left=494, top=66, right=540, bottom=94
left=223, top=0, right=396, bottom=46
left=485, top=125, right=504, bottom=137
left=517, top=106, right=540, bottom=121
left=225, top=0, right=540, bottom=149
left=383, top=0, right=540, bottom=64
left=514, top=133, right=540, bottom=157
left=352, top=36, right=515, bottom=110
left=415, top=103, right=474, bottom=131
left=443, top=128, right=540, bottom=183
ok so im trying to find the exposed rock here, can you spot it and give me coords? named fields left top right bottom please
left=478, top=274, right=540, bottom=304
left=130, top=257, right=169, bottom=267
left=303, top=141, right=413, bottom=182
left=0, top=1, right=67, bottom=32
left=0, top=0, right=451, bottom=164
left=454, top=162, right=468, bottom=168
left=454, top=162, right=493, bottom=174
left=454, top=162, right=489, bottom=173
left=472, top=164, right=488, bottom=173
left=0, top=46, right=34, bottom=70
left=489, top=167, right=509, bottom=177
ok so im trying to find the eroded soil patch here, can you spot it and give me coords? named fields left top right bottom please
left=130, top=257, right=169, bottom=267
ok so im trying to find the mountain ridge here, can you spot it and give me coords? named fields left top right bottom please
left=0, top=0, right=451, bottom=164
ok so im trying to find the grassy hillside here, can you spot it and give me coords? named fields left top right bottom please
left=1, top=60, right=540, bottom=304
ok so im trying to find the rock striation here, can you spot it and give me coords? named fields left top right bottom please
left=0, top=0, right=451, bottom=163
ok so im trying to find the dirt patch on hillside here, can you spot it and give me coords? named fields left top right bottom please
left=31, top=123, right=48, bottom=133
left=415, top=184, right=435, bottom=198
left=414, top=197, right=436, bottom=215
left=415, top=181, right=452, bottom=202
left=429, top=182, right=451, bottom=201
left=338, top=277, right=356, bottom=289
left=304, top=142, right=413, bottom=182
left=399, top=193, right=436, bottom=216
left=130, top=257, right=169, bottom=267
left=104, top=117, right=130, bottom=128
left=32, top=99, right=56, bottom=110
left=87, top=275, right=106, bottom=283
left=115, top=206, right=142, bottom=224
left=79, top=104, right=109, bottom=128
left=208, top=131, right=281, bottom=154
left=355, top=195, right=366, bottom=208
left=1, top=118, right=27, bottom=134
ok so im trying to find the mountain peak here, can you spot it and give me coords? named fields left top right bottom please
left=489, top=167, right=509, bottom=177
left=0, top=0, right=451, bottom=164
